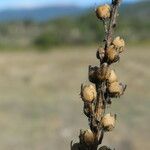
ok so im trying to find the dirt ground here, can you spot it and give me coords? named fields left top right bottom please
left=0, top=45, right=149, bottom=150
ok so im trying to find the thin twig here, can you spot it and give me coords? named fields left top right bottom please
left=105, top=0, right=121, bottom=50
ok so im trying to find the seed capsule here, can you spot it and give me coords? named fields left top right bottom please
left=89, top=66, right=99, bottom=83
left=108, top=81, right=126, bottom=97
left=101, top=113, right=116, bottom=131
left=96, top=47, right=105, bottom=62
left=107, top=69, right=118, bottom=83
left=108, top=81, right=121, bottom=95
left=113, top=36, right=125, bottom=53
left=96, top=4, right=111, bottom=19
left=83, top=129, right=95, bottom=145
left=106, top=45, right=120, bottom=64
left=81, top=84, right=97, bottom=103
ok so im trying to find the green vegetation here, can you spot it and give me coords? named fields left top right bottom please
left=0, top=2, right=149, bottom=51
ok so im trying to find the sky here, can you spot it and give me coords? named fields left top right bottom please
left=0, top=0, right=139, bottom=10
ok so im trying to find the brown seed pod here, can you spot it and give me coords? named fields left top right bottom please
left=106, top=45, right=120, bottom=64
left=89, top=66, right=99, bottom=83
left=81, top=84, right=97, bottom=103
left=107, top=69, right=118, bottom=83
left=101, top=113, right=116, bottom=132
left=108, top=81, right=126, bottom=97
left=96, top=4, right=111, bottom=19
left=113, top=36, right=125, bottom=53
left=108, top=81, right=121, bottom=95
left=83, top=129, right=95, bottom=145
left=96, top=47, right=105, bottom=61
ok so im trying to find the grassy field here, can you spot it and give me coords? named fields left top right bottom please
left=0, top=45, right=149, bottom=150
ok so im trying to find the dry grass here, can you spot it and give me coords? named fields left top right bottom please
left=0, top=45, right=149, bottom=150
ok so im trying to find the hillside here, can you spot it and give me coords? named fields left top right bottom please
left=0, top=1, right=149, bottom=50
left=121, top=1, right=150, bottom=22
left=0, top=1, right=149, bottom=22
left=0, top=6, right=86, bottom=22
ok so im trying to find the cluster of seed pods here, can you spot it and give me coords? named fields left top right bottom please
left=79, top=36, right=126, bottom=149
left=71, top=0, right=126, bottom=150
left=72, top=1, right=126, bottom=150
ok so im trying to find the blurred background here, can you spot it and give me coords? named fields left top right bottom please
left=0, top=0, right=149, bottom=150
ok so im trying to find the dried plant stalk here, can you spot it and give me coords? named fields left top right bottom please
left=71, top=0, right=126, bottom=150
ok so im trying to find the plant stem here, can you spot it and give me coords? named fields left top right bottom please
left=71, top=1, right=122, bottom=150
left=105, top=0, right=121, bottom=50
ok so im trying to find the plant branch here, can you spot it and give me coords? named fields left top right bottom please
left=105, top=0, right=121, bottom=50
left=71, top=0, right=125, bottom=150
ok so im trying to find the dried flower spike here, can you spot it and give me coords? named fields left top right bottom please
left=81, top=84, right=97, bottom=103
left=72, top=1, right=126, bottom=150
left=101, top=113, right=116, bottom=131
left=96, top=4, right=111, bottom=19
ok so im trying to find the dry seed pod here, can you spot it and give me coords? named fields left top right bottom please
left=89, top=66, right=99, bottom=83
left=106, top=45, right=120, bottom=64
left=108, top=81, right=126, bottom=97
left=113, top=36, right=125, bottom=53
left=107, top=69, right=118, bottom=83
left=96, top=47, right=105, bottom=61
left=83, top=129, right=95, bottom=145
left=108, top=81, right=121, bottom=95
left=101, top=113, right=116, bottom=131
left=96, top=4, right=111, bottom=19
left=81, top=84, right=97, bottom=103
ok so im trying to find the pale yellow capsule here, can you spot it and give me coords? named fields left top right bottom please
left=108, top=81, right=121, bottom=94
left=107, top=69, right=118, bottom=83
left=102, top=113, right=116, bottom=131
left=81, top=85, right=97, bottom=102
left=107, top=45, right=119, bottom=62
left=113, top=36, right=125, bottom=53
left=96, top=4, right=111, bottom=19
